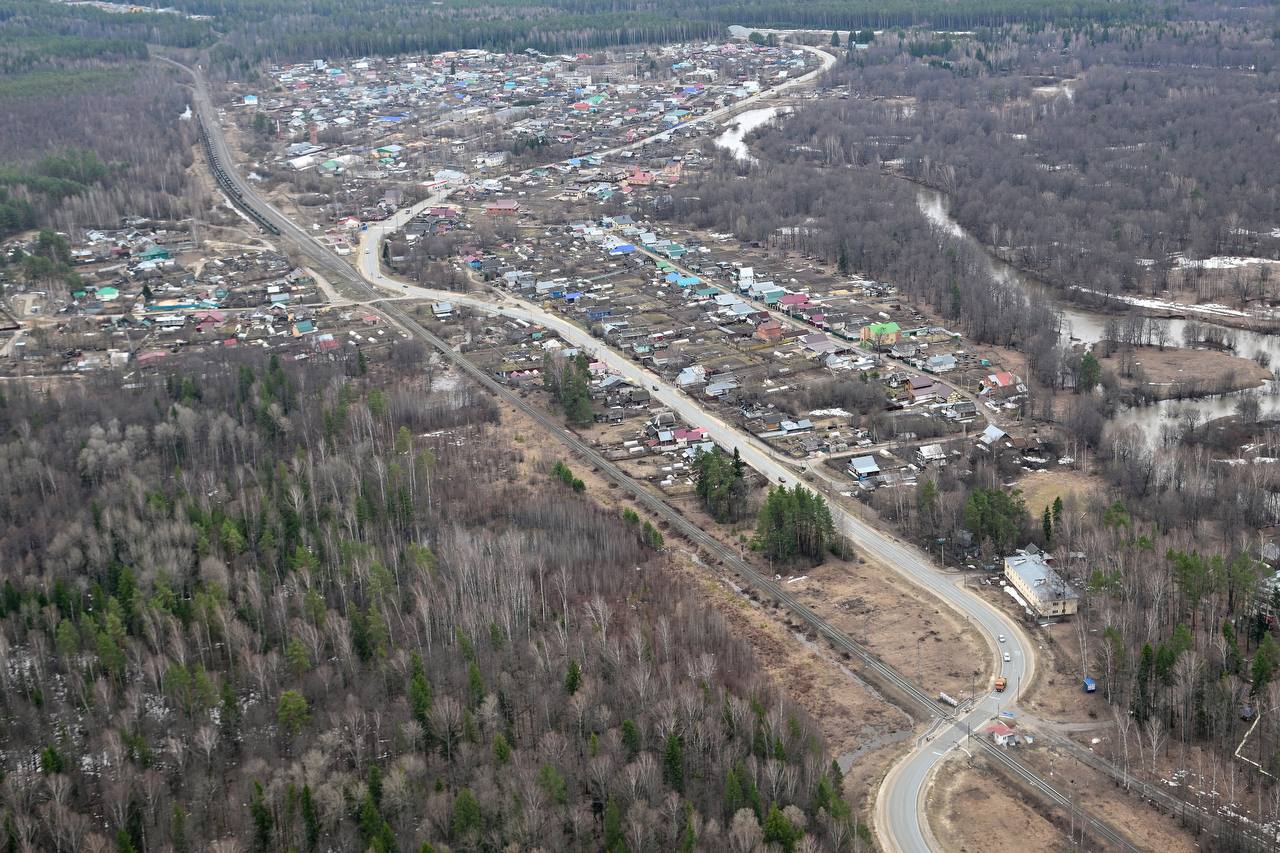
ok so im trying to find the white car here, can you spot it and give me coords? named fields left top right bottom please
left=998, top=634, right=1006, bottom=644
left=1002, top=652, right=1011, bottom=663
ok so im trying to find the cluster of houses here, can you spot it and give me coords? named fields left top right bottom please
left=476, top=209, right=1028, bottom=443
left=236, top=40, right=813, bottom=220
left=0, top=223, right=382, bottom=374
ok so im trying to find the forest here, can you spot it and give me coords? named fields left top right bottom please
left=22, top=0, right=1197, bottom=77
left=751, top=19, right=1280, bottom=308
left=0, top=1, right=207, bottom=237
left=0, top=61, right=199, bottom=238
left=0, top=349, right=864, bottom=851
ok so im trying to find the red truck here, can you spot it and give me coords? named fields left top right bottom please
left=994, top=676, right=1008, bottom=693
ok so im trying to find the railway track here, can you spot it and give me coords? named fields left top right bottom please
left=197, top=119, right=281, bottom=237
left=379, top=298, right=1142, bottom=853
left=185, top=64, right=1280, bottom=852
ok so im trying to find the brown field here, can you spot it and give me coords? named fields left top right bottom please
left=931, top=751, right=1071, bottom=853
left=1017, top=469, right=1107, bottom=518
left=1014, top=741, right=1201, bottom=853
left=796, top=555, right=992, bottom=701
left=1100, top=345, right=1271, bottom=398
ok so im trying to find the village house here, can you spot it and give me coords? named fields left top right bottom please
left=860, top=321, right=902, bottom=348
left=483, top=199, right=520, bottom=216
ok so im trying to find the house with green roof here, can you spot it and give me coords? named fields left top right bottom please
left=859, top=321, right=901, bottom=348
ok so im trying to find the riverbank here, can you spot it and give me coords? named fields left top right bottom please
left=1069, top=286, right=1280, bottom=336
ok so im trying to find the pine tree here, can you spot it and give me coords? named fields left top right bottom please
left=565, top=660, right=582, bottom=695
left=409, top=653, right=432, bottom=733
left=171, top=804, right=189, bottom=853
left=663, top=732, right=684, bottom=793
left=1132, top=643, right=1154, bottom=723
left=301, top=784, right=320, bottom=851
left=249, top=781, right=273, bottom=851
left=756, top=484, right=835, bottom=562
left=603, top=798, right=624, bottom=852
left=723, top=765, right=742, bottom=819
left=621, top=718, right=641, bottom=758
left=467, top=661, right=485, bottom=707
left=492, top=732, right=512, bottom=764
left=762, top=804, right=802, bottom=850
left=1079, top=351, right=1101, bottom=392
left=451, top=789, right=482, bottom=839
left=1225, top=620, right=1244, bottom=675
left=1252, top=633, right=1279, bottom=696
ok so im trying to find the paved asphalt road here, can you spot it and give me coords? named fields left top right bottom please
left=178, top=46, right=1143, bottom=852
left=357, top=215, right=1037, bottom=853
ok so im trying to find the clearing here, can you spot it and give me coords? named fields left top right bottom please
left=1017, top=469, right=1105, bottom=518
left=930, top=751, right=1071, bottom=853
left=1100, top=345, right=1272, bottom=399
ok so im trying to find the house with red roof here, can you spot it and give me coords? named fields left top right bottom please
left=484, top=199, right=520, bottom=216
left=674, top=427, right=709, bottom=445
left=985, top=722, right=1019, bottom=747
left=754, top=319, right=783, bottom=343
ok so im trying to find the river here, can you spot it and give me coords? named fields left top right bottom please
left=917, top=189, right=1280, bottom=444
left=714, top=106, right=786, bottom=163
left=714, top=108, right=1280, bottom=445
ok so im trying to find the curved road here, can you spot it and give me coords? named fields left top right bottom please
left=177, top=46, right=1139, bottom=852
left=355, top=240, right=1040, bottom=853
left=348, top=40, right=1031, bottom=851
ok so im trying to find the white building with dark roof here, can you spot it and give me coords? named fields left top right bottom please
left=1004, top=550, right=1078, bottom=618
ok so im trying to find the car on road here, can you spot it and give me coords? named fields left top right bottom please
left=1002, top=652, right=1011, bottom=662
left=998, top=634, right=1006, bottom=643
